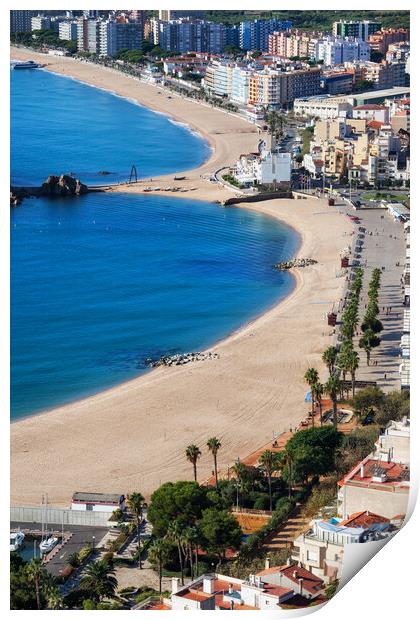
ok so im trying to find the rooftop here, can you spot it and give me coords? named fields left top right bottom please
left=340, top=510, right=390, bottom=528
left=339, top=458, right=410, bottom=489
left=72, top=492, right=124, bottom=503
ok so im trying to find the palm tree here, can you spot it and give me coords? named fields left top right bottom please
left=185, top=444, right=201, bottom=482
left=127, top=491, right=145, bottom=569
left=324, top=374, right=342, bottom=428
left=80, top=559, right=118, bottom=603
left=359, top=329, right=380, bottom=365
left=347, top=350, right=360, bottom=398
left=166, top=521, right=185, bottom=585
left=44, top=584, right=64, bottom=610
left=313, top=381, right=324, bottom=425
left=279, top=448, right=294, bottom=499
left=207, top=437, right=222, bottom=488
left=259, top=450, right=281, bottom=511
left=322, top=346, right=337, bottom=376
left=304, top=368, right=319, bottom=428
left=148, top=539, right=171, bottom=594
left=26, top=559, right=46, bottom=610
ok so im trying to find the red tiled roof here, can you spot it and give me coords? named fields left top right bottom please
left=354, top=104, right=386, bottom=110
left=256, top=566, right=282, bottom=577
left=262, top=584, right=294, bottom=597
left=367, top=120, right=384, bottom=129
left=340, top=510, right=390, bottom=528
left=279, top=565, right=324, bottom=595
left=338, top=458, right=410, bottom=488
left=181, top=590, right=212, bottom=602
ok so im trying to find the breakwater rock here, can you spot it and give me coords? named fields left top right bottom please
left=10, top=190, right=22, bottom=206
left=146, top=351, right=220, bottom=368
left=274, top=258, right=318, bottom=270
left=40, top=174, right=88, bottom=197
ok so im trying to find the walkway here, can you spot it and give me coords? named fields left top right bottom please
left=334, top=201, right=406, bottom=392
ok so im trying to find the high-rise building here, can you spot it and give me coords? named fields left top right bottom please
left=99, top=20, right=143, bottom=57
left=368, top=28, right=409, bottom=55
left=314, top=37, right=371, bottom=65
left=239, top=19, right=292, bottom=51
left=31, top=15, right=51, bottom=31
left=155, top=18, right=225, bottom=54
left=158, top=10, right=205, bottom=21
left=10, top=10, right=38, bottom=33
left=59, top=21, right=78, bottom=41
left=333, top=20, right=380, bottom=41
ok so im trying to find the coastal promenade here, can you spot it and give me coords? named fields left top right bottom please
left=10, top=47, right=355, bottom=507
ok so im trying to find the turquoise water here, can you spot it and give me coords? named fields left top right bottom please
left=10, top=68, right=299, bottom=420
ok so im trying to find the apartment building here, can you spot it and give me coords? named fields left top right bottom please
left=239, top=19, right=292, bottom=52
left=98, top=20, right=143, bottom=57
left=386, top=42, right=410, bottom=64
left=314, top=37, right=370, bottom=65
left=352, top=104, right=389, bottom=123
left=294, top=95, right=352, bottom=119
left=333, top=20, right=380, bottom=41
left=31, top=15, right=52, bottom=31
left=368, top=28, right=409, bottom=55
left=337, top=455, right=409, bottom=519
left=249, top=67, right=320, bottom=108
left=321, top=70, right=354, bottom=95
left=10, top=10, right=38, bottom=34
left=170, top=562, right=325, bottom=610
left=345, top=60, right=407, bottom=90
left=153, top=18, right=225, bottom=54
left=292, top=512, right=391, bottom=583
left=58, top=21, right=78, bottom=41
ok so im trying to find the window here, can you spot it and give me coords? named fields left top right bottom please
left=86, top=503, right=93, bottom=511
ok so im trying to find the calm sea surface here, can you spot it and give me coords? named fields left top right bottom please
left=11, top=68, right=299, bottom=419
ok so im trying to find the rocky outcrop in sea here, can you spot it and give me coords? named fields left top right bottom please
left=274, top=258, right=318, bottom=270
left=146, top=352, right=220, bottom=367
left=40, top=174, right=88, bottom=197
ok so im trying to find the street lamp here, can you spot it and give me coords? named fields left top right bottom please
left=92, top=536, right=95, bottom=551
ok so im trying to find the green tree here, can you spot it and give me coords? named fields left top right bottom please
left=127, top=491, right=146, bottom=568
left=352, top=386, right=385, bottom=421
left=26, top=559, right=47, bottom=610
left=186, top=444, right=201, bottom=482
left=166, top=521, right=186, bottom=585
left=279, top=448, right=294, bottom=499
left=259, top=450, right=282, bottom=511
left=199, top=508, right=242, bottom=567
left=10, top=554, right=39, bottom=609
left=324, top=374, right=342, bottom=428
left=67, top=552, right=81, bottom=569
left=313, top=382, right=324, bottom=425
left=285, top=427, right=342, bottom=483
left=322, top=346, right=337, bottom=376
left=147, top=481, right=210, bottom=538
left=148, top=539, right=171, bottom=594
left=80, top=559, right=118, bottom=603
left=304, top=368, right=319, bottom=428
left=207, top=437, right=222, bottom=488
left=376, top=390, right=410, bottom=426
left=347, top=350, right=360, bottom=398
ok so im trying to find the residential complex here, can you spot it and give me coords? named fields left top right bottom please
left=332, top=20, right=380, bottom=41
left=10, top=10, right=38, bottom=33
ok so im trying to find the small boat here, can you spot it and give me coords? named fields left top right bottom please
left=13, top=60, right=40, bottom=70
left=40, top=536, right=58, bottom=554
left=10, top=531, right=25, bottom=552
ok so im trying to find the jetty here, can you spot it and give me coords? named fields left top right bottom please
left=274, top=258, right=318, bottom=270
left=146, top=351, right=220, bottom=368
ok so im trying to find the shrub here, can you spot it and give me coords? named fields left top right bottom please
left=253, top=495, right=271, bottom=510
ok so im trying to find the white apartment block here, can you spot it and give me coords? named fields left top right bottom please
left=314, top=37, right=370, bottom=66
left=294, top=96, right=352, bottom=119
left=59, top=21, right=78, bottom=41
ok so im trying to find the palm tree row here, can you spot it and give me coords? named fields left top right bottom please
left=185, top=437, right=222, bottom=486
left=359, top=268, right=383, bottom=365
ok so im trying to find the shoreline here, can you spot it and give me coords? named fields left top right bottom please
left=10, top=48, right=353, bottom=506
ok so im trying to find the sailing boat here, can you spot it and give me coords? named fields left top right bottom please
left=39, top=493, right=58, bottom=555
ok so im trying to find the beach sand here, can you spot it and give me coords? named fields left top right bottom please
left=10, top=48, right=352, bottom=506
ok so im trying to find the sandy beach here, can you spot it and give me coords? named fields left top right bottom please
left=11, top=48, right=352, bottom=507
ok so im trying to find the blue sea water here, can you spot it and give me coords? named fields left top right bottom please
left=11, top=68, right=210, bottom=186
left=10, top=68, right=299, bottom=420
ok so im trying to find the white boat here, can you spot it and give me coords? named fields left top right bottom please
left=10, top=531, right=25, bottom=552
left=40, top=536, right=58, bottom=554
left=13, top=60, right=40, bottom=70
